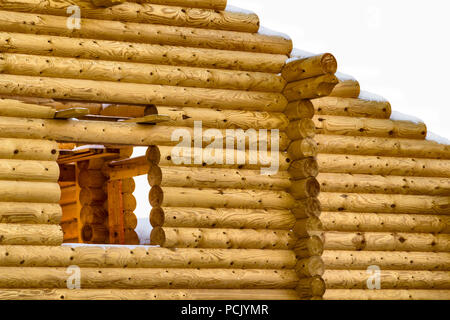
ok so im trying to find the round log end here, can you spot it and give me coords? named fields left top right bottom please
left=321, top=53, right=338, bottom=74
left=121, top=178, right=136, bottom=193
left=149, top=185, right=164, bottom=208
left=150, top=207, right=165, bottom=227
left=81, top=224, right=94, bottom=242
left=146, top=145, right=161, bottom=165
left=306, top=178, right=321, bottom=198
left=124, top=229, right=140, bottom=245
left=147, top=165, right=163, bottom=187
left=150, top=227, right=165, bottom=246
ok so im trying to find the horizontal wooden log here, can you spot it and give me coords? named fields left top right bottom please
left=0, top=267, right=298, bottom=289
left=283, top=74, right=339, bottom=101
left=329, top=79, right=360, bottom=98
left=0, top=202, right=61, bottom=224
left=0, top=32, right=287, bottom=73
left=0, top=74, right=287, bottom=112
left=288, top=178, right=320, bottom=199
left=316, top=212, right=450, bottom=234
left=0, top=223, right=62, bottom=245
left=0, top=0, right=260, bottom=32
left=0, top=117, right=286, bottom=149
left=317, top=173, right=450, bottom=196
left=315, top=231, right=450, bottom=252
left=0, top=138, right=58, bottom=160
left=0, top=159, right=59, bottom=182
left=287, top=138, right=318, bottom=160
left=0, top=180, right=60, bottom=203
left=282, top=53, right=337, bottom=82
left=0, top=289, right=300, bottom=300
left=317, top=154, right=450, bottom=178
left=0, top=52, right=286, bottom=93
left=323, top=270, right=450, bottom=290
left=315, top=134, right=450, bottom=159
left=322, top=250, right=450, bottom=271
left=0, top=246, right=297, bottom=269
left=284, top=100, right=315, bottom=120
left=150, top=207, right=296, bottom=230
left=0, top=98, right=55, bottom=118
left=311, top=96, right=391, bottom=119
left=153, top=106, right=289, bottom=130
left=0, top=10, right=291, bottom=55
left=288, top=158, right=319, bottom=179
left=151, top=227, right=297, bottom=249
left=150, top=186, right=297, bottom=210
left=93, top=0, right=228, bottom=11
left=286, top=119, right=316, bottom=140
left=158, top=146, right=292, bottom=171
left=314, top=115, right=427, bottom=139
left=78, top=170, right=106, bottom=189
left=148, top=165, right=292, bottom=190
left=319, top=192, right=450, bottom=215
left=323, top=289, right=450, bottom=300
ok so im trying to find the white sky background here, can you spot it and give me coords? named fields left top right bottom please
left=229, top=0, right=450, bottom=138
left=133, top=0, right=450, bottom=226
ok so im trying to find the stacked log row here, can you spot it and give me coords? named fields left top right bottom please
left=79, top=159, right=109, bottom=244
left=280, top=52, right=338, bottom=299
left=0, top=100, right=63, bottom=246
left=310, top=84, right=450, bottom=300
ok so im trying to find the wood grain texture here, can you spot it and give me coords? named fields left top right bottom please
left=0, top=202, right=61, bottom=224
left=150, top=207, right=296, bottom=230
left=93, top=0, right=228, bottom=11
left=0, top=180, right=60, bottom=203
left=0, top=159, right=59, bottom=182
left=0, top=98, right=55, bottom=118
left=0, top=223, right=63, bottom=245
left=313, top=231, right=450, bottom=252
left=317, top=154, right=450, bottom=178
left=316, top=134, right=450, bottom=159
left=0, top=288, right=300, bottom=300
left=0, top=138, right=58, bottom=160
left=0, top=74, right=287, bottom=112
left=322, top=250, right=450, bottom=271
left=151, top=227, right=297, bottom=249
left=317, top=173, right=450, bottom=196
left=0, top=32, right=287, bottom=73
left=317, top=212, right=450, bottom=234
left=314, top=115, right=427, bottom=139
left=0, top=246, right=297, bottom=269
left=148, top=165, right=292, bottom=190
left=283, top=74, right=338, bottom=101
left=0, top=53, right=286, bottom=92
left=0, top=267, right=298, bottom=289
left=153, top=106, right=289, bottom=130
left=319, top=192, right=450, bottom=215
left=329, top=79, right=360, bottom=98
left=312, top=96, right=391, bottom=119
left=323, top=270, right=450, bottom=289
left=0, top=117, right=287, bottom=149
left=323, top=289, right=450, bottom=300
left=0, top=0, right=260, bottom=33
left=0, top=10, right=291, bottom=54
left=150, top=186, right=297, bottom=210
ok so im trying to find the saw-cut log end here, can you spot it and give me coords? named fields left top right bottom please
left=150, top=227, right=166, bottom=246
left=149, top=185, right=164, bottom=208
left=146, top=146, right=161, bottom=165
left=147, top=165, right=163, bottom=187
left=150, top=207, right=165, bottom=227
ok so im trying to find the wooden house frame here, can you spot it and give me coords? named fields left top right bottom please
left=0, top=0, right=448, bottom=300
